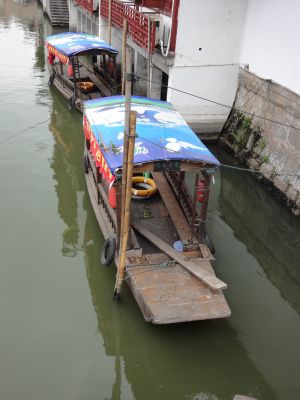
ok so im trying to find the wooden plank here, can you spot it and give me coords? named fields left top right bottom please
left=126, top=263, right=231, bottom=323
left=199, top=243, right=215, bottom=261
left=126, top=253, right=170, bottom=267
left=152, top=172, right=192, bottom=245
left=132, top=222, right=227, bottom=290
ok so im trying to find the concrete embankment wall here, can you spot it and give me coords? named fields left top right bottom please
left=220, top=68, right=300, bottom=215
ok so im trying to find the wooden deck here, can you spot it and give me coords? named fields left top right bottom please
left=126, top=261, right=230, bottom=324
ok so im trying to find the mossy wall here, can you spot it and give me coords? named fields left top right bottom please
left=220, top=68, right=300, bottom=215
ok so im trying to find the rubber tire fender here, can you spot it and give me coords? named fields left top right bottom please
left=83, top=154, right=89, bottom=174
left=101, top=237, right=116, bottom=266
left=68, top=95, right=75, bottom=110
left=48, top=73, right=55, bottom=87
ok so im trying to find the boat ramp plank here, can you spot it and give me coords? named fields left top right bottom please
left=132, top=222, right=227, bottom=290
left=126, top=263, right=231, bottom=324
left=152, top=172, right=193, bottom=245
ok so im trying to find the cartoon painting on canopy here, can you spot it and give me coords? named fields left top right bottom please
left=84, top=96, right=220, bottom=176
left=45, top=32, right=118, bottom=58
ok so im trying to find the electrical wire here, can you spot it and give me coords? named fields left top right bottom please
left=135, top=132, right=300, bottom=178
left=133, top=74, right=300, bottom=132
left=0, top=117, right=51, bottom=145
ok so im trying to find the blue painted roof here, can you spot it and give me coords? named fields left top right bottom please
left=45, top=32, right=118, bottom=57
left=84, top=96, right=220, bottom=174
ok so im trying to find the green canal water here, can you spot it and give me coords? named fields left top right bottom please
left=0, top=2, right=299, bottom=399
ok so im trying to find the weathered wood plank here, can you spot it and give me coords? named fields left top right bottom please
left=126, top=263, right=231, bottom=323
left=132, top=222, right=227, bottom=290
left=199, top=243, right=215, bottom=261
left=152, top=172, right=193, bottom=245
left=126, top=253, right=170, bottom=267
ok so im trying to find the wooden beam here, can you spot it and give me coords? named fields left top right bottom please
left=152, top=172, right=192, bottom=245
left=132, top=222, right=227, bottom=290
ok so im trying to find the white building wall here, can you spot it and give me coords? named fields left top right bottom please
left=168, top=0, right=248, bottom=133
left=68, top=0, right=78, bottom=30
left=240, top=0, right=300, bottom=95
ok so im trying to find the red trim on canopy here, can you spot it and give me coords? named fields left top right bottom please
left=46, top=43, right=69, bottom=64
left=83, top=117, right=115, bottom=183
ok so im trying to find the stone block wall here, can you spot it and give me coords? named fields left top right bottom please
left=220, top=68, right=300, bottom=215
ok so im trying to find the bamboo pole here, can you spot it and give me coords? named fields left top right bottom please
left=118, top=46, right=132, bottom=254
left=121, top=19, right=128, bottom=95
left=114, top=111, right=137, bottom=300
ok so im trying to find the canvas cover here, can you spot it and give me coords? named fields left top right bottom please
left=45, top=32, right=118, bottom=59
left=84, top=96, right=220, bottom=176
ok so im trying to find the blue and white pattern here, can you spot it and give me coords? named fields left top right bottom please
left=46, top=32, right=118, bottom=57
left=84, top=96, right=220, bottom=174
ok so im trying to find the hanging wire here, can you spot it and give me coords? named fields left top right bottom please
left=0, top=117, right=51, bottom=145
left=133, top=74, right=300, bottom=132
left=135, top=132, right=300, bottom=178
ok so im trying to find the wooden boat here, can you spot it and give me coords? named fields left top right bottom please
left=45, top=32, right=119, bottom=112
left=83, top=95, right=231, bottom=324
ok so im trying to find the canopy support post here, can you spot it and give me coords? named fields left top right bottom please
left=198, top=173, right=211, bottom=243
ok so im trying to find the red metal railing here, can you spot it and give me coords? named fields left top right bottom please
left=100, top=0, right=156, bottom=52
left=135, top=0, right=172, bottom=16
left=163, top=0, right=172, bottom=15
left=75, top=0, right=94, bottom=14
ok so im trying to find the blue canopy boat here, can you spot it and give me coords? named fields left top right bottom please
left=45, top=32, right=119, bottom=112
left=83, top=95, right=231, bottom=324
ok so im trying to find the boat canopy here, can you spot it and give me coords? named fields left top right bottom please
left=45, top=32, right=118, bottom=62
left=84, top=96, right=220, bottom=177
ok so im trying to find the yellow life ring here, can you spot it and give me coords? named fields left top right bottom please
left=131, top=176, right=157, bottom=197
left=77, top=81, right=94, bottom=92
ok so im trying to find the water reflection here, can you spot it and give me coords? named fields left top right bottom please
left=217, top=149, right=300, bottom=314
left=48, top=91, right=85, bottom=256
left=207, top=147, right=300, bottom=399
left=82, top=232, right=275, bottom=400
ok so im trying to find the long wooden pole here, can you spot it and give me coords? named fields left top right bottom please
left=121, top=19, right=127, bottom=95
left=118, top=46, right=132, bottom=252
left=114, top=46, right=133, bottom=300
left=114, top=111, right=136, bottom=300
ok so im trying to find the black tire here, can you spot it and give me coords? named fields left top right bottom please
left=101, top=237, right=116, bottom=266
left=68, top=95, right=75, bottom=110
left=204, top=231, right=215, bottom=254
left=48, top=73, right=54, bottom=87
left=83, top=154, right=89, bottom=174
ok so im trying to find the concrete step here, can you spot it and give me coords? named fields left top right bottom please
left=48, top=0, right=69, bottom=26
